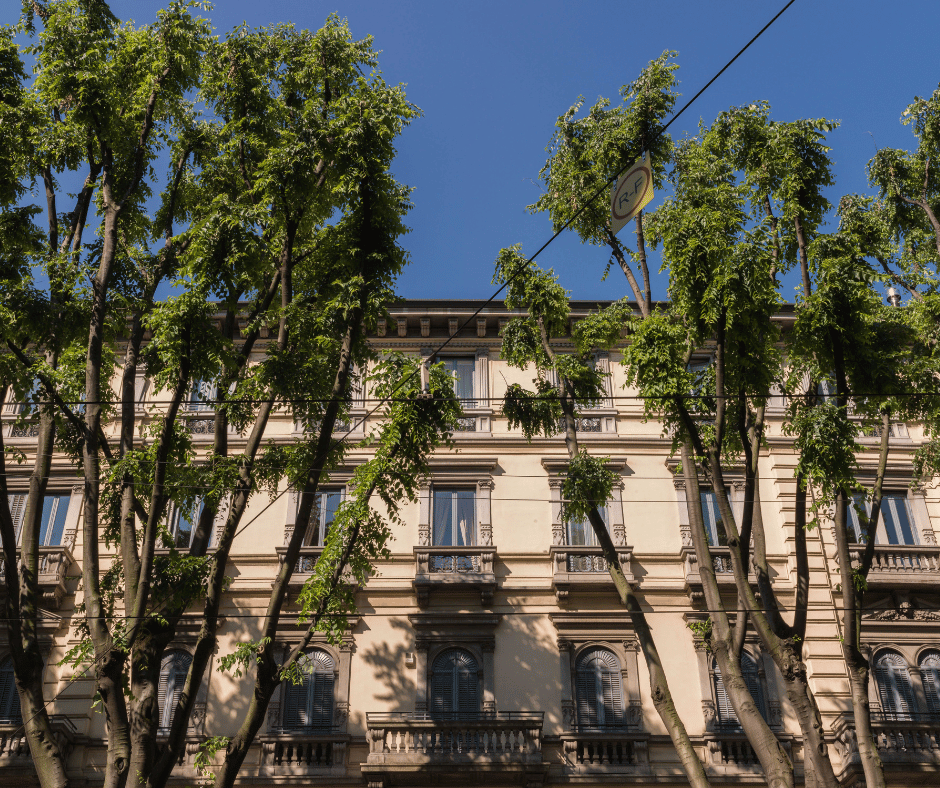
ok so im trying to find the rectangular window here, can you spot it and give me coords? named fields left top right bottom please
left=847, top=493, right=918, bottom=546
left=566, top=506, right=609, bottom=546
left=432, top=489, right=476, bottom=547
left=299, top=490, right=342, bottom=547
left=187, top=379, right=217, bottom=411
left=700, top=490, right=731, bottom=547
left=169, top=500, right=204, bottom=549
left=4, top=493, right=69, bottom=547
left=441, top=358, right=475, bottom=408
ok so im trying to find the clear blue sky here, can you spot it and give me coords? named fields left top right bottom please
left=64, top=2, right=940, bottom=301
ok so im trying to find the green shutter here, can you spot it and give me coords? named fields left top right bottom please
left=920, top=652, right=940, bottom=715
left=0, top=658, right=22, bottom=722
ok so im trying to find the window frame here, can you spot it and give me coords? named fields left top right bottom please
left=281, top=648, right=337, bottom=732
left=0, top=655, right=22, bottom=724
left=873, top=650, right=917, bottom=721
left=428, top=646, right=481, bottom=719
left=709, top=651, right=769, bottom=729
left=158, top=649, right=194, bottom=732
left=439, top=356, right=477, bottom=408
left=574, top=646, right=627, bottom=730
left=4, top=489, right=81, bottom=549
left=847, top=491, right=920, bottom=546
left=431, top=487, right=477, bottom=548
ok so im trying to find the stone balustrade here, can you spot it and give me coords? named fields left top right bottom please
left=413, top=547, right=496, bottom=607
left=549, top=546, right=635, bottom=604
left=560, top=730, right=649, bottom=770
left=0, top=546, right=75, bottom=608
left=257, top=731, right=349, bottom=776
left=849, top=545, right=940, bottom=588
left=365, top=712, right=543, bottom=765
left=871, top=714, right=940, bottom=762
left=0, top=718, right=76, bottom=769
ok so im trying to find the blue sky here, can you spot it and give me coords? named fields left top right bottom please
left=43, top=1, right=940, bottom=301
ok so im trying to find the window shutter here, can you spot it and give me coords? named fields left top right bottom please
left=430, top=668, right=448, bottom=716
left=310, top=672, right=334, bottom=729
left=7, top=494, right=27, bottom=546
left=456, top=658, right=479, bottom=717
left=282, top=677, right=306, bottom=729
left=576, top=667, right=598, bottom=728
left=0, top=658, right=22, bottom=722
left=874, top=663, right=894, bottom=714
left=875, top=653, right=914, bottom=719
left=742, top=654, right=767, bottom=721
left=919, top=652, right=940, bottom=715
left=159, top=651, right=193, bottom=729
left=601, top=670, right=624, bottom=727
left=713, top=662, right=737, bottom=726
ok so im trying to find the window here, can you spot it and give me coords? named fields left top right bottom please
left=4, top=493, right=70, bottom=547
left=848, top=493, right=918, bottom=545
left=168, top=501, right=203, bottom=549
left=919, top=650, right=940, bottom=717
left=874, top=651, right=916, bottom=720
left=0, top=657, right=21, bottom=723
left=700, top=490, right=731, bottom=547
left=432, top=489, right=476, bottom=547
left=187, top=379, right=217, bottom=411
left=575, top=648, right=625, bottom=729
left=299, top=491, right=342, bottom=547
left=430, top=648, right=479, bottom=717
left=712, top=653, right=766, bottom=728
left=566, top=506, right=609, bottom=547
left=158, top=650, right=193, bottom=731
left=282, top=649, right=335, bottom=731
left=441, top=357, right=475, bottom=407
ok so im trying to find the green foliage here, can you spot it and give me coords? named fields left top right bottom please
left=560, top=452, right=617, bottom=524
left=528, top=51, right=679, bottom=246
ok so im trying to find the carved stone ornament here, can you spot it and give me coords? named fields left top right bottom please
left=863, top=591, right=940, bottom=621
left=334, top=701, right=349, bottom=727
left=702, top=700, right=717, bottom=731
left=561, top=701, right=575, bottom=730
left=552, top=524, right=565, bottom=546
left=479, top=523, right=493, bottom=547
left=769, top=700, right=782, bottom=727
left=418, top=523, right=430, bottom=547
left=627, top=701, right=643, bottom=728
left=680, top=524, right=693, bottom=548
left=612, top=523, right=626, bottom=547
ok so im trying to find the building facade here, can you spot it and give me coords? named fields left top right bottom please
left=2, top=300, right=939, bottom=787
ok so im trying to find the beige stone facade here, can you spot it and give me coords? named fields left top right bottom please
left=2, top=299, right=939, bottom=786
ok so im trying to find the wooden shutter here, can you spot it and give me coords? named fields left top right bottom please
left=7, top=494, right=27, bottom=546
left=576, top=648, right=622, bottom=729
left=159, top=651, right=193, bottom=729
left=431, top=649, right=478, bottom=717
left=282, top=677, right=306, bottom=729
left=712, top=660, right=737, bottom=726
left=0, top=658, right=22, bottom=722
left=875, top=652, right=914, bottom=719
left=456, top=655, right=479, bottom=716
left=742, top=654, right=767, bottom=721
left=920, top=651, right=940, bottom=715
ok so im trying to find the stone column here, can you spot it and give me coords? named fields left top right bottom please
left=550, top=479, right=565, bottom=546
left=482, top=640, right=496, bottom=712
left=62, top=485, right=84, bottom=551
left=557, top=639, right=574, bottom=731
left=622, top=637, right=643, bottom=729
left=477, top=479, right=493, bottom=546
left=335, top=640, right=354, bottom=731
left=475, top=348, right=490, bottom=409
left=418, top=482, right=431, bottom=546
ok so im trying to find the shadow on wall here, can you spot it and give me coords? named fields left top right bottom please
left=498, top=610, right=561, bottom=727
left=356, top=614, right=416, bottom=724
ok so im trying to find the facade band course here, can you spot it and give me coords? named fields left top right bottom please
left=1, top=300, right=939, bottom=787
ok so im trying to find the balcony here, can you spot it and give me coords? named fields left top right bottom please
left=560, top=728, right=650, bottom=773
left=0, top=546, right=75, bottom=608
left=275, top=547, right=358, bottom=592
left=704, top=729, right=794, bottom=776
left=413, top=547, right=496, bottom=608
left=257, top=731, right=349, bottom=778
left=549, top=546, right=635, bottom=604
left=363, top=712, right=546, bottom=786
left=850, top=544, right=940, bottom=590
left=835, top=713, right=940, bottom=779
left=0, top=717, right=76, bottom=772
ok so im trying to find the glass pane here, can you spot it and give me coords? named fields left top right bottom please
left=443, top=358, right=475, bottom=406
left=700, top=491, right=728, bottom=547
left=848, top=494, right=868, bottom=543
left=882, top=495, right=916, bottom=546
left=39, top=495, right=69, bottom=546
left=321, top=491, right=342, bottom=543
left=455, top=490, right=475, bottom=546
left=432, top=490, right=454, bottom=546
left=568, top=517, right=592, bottom=546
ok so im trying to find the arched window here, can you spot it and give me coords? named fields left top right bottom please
left=430, top=648, right=479, bottom=717
left=575, top=648, right=625, bottom=729
left=158, top=650, right=193, bottom=731
left=874, top=651, right=915, bottom=720
left=712, top=652, right=767, bottom=728
left=282, top=649, right=335, bottom=731
left=920, top=650, right=940, bottom=717
left=0, top=657, right=22, bottom=723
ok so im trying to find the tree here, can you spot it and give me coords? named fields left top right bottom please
left=0, top=6, right=456, bottom=788
left=528, top=51, right=679, bottom=318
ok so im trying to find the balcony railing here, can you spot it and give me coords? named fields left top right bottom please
left=0, top=546, right=75, bottom=608
left=849, top=545, right=940, bottom=586
left=0, top=717, right=76, bottom=767
left=365, top=712, right=544, bottom=766
left=550, top=545, right=635, bottom=604
left=413, top=547, right=496, bottom=608
left=258, top=731, right=349, bottom=776
left=561, top=729, right=650, bottom=770
left=872, top=713, right=940, bottom=759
